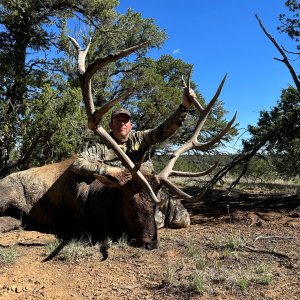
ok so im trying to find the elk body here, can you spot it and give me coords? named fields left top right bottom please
left=0, top=37, right=236, bottom=249
left=0, top=157, right=162, bottom=249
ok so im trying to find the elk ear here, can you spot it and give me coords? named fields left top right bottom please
left=94, top=174, right=122, bottom=189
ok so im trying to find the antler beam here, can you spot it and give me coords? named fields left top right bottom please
left=69, top=36, right=160, bottom=203
left=157, top=69, right=237, bottom=202
left=69, top=36, right=148, bottom=117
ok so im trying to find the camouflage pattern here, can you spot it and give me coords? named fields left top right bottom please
left=155, top=187, right=190, bottom=229
left=72, top=104, right=188, bottom=177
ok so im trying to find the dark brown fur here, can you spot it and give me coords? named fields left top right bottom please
left=0, top=157, right=159, bottom=249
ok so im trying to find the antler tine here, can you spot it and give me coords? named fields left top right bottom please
left=94, top=126, right=160, bottom=203
left=159, top=161, right=219, bottom=201
left=87, top=40, right=149, bottom=82
left=68, top=35, right=91, bottom=75
left=189, top=74, right=228, bottom=144
left=170, top=161, right=219, bottom=177
left=187, top=64, right=193, bottom=91
left=88, top=88, right=133, bottom=130
left=158, top=73, right=236, bottom=202
left=193, top=112, right=237, bottom=151
left=181, top=65, right=204, bottom=111
left=70, top=36, right=160, bottom=203
left=70, top=36, right=149, bottom=117
left=181, top=65, right=193, bottom=89
left=68, top=35, right=94, bottom=116
left=203, top=74, right=227, bottom=114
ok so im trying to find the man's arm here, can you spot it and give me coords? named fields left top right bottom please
left=138, top=89, right=196, bottom=147
left=71, top=144, right=123, bottom=177
left=71, top=144, right=105, bottom=177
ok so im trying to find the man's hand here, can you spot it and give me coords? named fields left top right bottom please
left=94, top=165, right=132, bottom=187
left=182, top=88, right=197, bottom=109
left=105, top=166, right=127, bottom=177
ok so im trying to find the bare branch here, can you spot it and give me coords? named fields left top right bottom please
left=255, top=14, right=300, bottom=94
left=254, top=235, right=297, bottom=242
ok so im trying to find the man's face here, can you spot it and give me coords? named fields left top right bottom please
left=109, top=114, right=132, bottom=142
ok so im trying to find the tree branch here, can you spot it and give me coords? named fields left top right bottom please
left=255, top=14, right=300, bottom=95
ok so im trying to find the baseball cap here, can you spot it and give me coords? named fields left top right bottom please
left=111, top=108, right=131, bottom=119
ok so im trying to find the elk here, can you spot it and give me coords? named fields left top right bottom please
left=0, top=36, right=236, bottom=249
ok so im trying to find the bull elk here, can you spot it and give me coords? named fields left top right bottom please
left=0, top=36, right=236, bottom=250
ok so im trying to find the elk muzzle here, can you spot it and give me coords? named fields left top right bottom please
left=131, top=232, right=159, bottom=250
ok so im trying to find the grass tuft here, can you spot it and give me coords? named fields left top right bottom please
left=192, top=274, right=205, bottom=294
left=116, top=233, right=129, bottom=249
left=0, top=246, right=19, bottom=265
left=44, top=239, right=95, bottom=262
left=185, top=242, right=200, bottom=258
left=238, top=274, right=250, bottom=291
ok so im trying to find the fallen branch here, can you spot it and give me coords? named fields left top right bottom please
left=254, top=235, right=297, bottom=242
left=241, top=245, right=291, bottom=260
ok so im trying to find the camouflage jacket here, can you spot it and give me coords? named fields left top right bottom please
left=71, top=104, right=188, bottom=177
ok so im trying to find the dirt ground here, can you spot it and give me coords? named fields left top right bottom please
left=0, top=190, right=299, bottom=300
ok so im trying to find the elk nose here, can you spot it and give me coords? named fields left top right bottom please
left=144, top=238, right=159, bottom=250
left=131, top=237, right=159, bottom=250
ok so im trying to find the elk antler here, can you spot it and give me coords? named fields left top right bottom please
left=68, top=35, right=148, bottom=117
left=69, top=36, right=160, bottom=203
left=157, top=68, right=237, bottom=202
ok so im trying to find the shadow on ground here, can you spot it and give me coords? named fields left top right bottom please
left=183, top=187, right=300, bottom=225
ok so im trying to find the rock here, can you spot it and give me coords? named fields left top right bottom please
left=206, top=250, right=221, bottom=259
left=0, top=217, right=21, bottom=233
left=10, top=285, right=17, bottom=292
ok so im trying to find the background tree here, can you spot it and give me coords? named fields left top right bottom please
left=0, top=0, right=165, bottom=175
left=0, top=0, right=120, bottom=174
left=278, top=0, right=300, bottom=43
left=208, top=2, right=300, bottom=189
left=0, top=0, right=237, bottom=177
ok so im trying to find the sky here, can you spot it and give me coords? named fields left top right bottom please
left=117, top=0, right=296, bottom=152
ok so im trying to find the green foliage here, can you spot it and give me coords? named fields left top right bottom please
left=240, top=2, right=300, bottom=179
left=254, top=264, right=273, bottom=285
left=238, top=275, right=250, bottom=291
left=20, top=84, right=85, bottom=167
left=192, top=274, right=205, bottom=294
left=0, top=1, right=116, bottom=173
left=195, top=258, right=208, bottom=271
left=164, top=261, right=180, bottom=285
left=212, top=234, right=243, bottom=253
left=116, top=232, right=129, bottom=249
left=0, top=246, right=19, bottom=266
left=229, top=155, right=277, bottom=182
left=0, top=0, right=167, bottom=174
left=124, top=55, right=238, bottom=152
left=185, top=242, right=200, bottom=258
left=153, top=154, right=222, bottom=175
left=0, top=0, right=236, bottom=176
left=208, top=4, right=300, bottom=187
left=278, top=1, right=300, bottom=42
left=245, top=86, right=300, bottom=177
